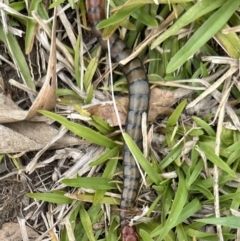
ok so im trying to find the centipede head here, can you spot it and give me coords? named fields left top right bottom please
left=121, top=225, right=139, bottom=241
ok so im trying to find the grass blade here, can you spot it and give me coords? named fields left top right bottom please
left=39, top=110, right=116, bottom=148
left=0, top=26, right=35, bottom=90
left=167, top=99, right=187, bottom=127
left=198, top=142, right=236, bottom=177
left=196, top=216, right=240, bottom=229
left=80, top=206, right=95, bottom=241
left=151, top=170, right=187, bottom=239
left=166, top=0, right=240, bottom=73
left=27, top=192, right=72, bottom=204
left=62, top=177, right=116, bottom=190
left=123, top=133, right=161, bottom=184
left=151, top=0, right=226, bottom=48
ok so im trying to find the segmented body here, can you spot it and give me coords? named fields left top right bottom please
left=86, top=0, right=149, bottom=238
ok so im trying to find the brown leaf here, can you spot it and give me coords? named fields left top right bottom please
left=26, top=9, right=57, bottom=119
left=0, top=9, right=57, bottom=123
left=0, top=122, right=84, bottom=154
left=87, top=88, right=175, bottom=126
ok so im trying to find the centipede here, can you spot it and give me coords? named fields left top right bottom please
left=86, top=0, right=150, bottom=240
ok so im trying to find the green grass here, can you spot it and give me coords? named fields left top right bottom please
left=1, top=0, right=240, bottom=240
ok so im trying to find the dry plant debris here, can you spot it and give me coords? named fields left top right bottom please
left=0, top=222, right=39, bottom=241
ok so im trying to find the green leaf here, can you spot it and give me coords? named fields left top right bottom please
left=151, top=0, right=226, bottom=48
left=175, top=199, right=202, bottom=226
left=27, top=192, right=72, bottom=204
left=107, top=219, right=118, bottom=241
left=123, top=133, right=161, bottom=184
left=98, top=5, right=142, bottom=28
left=215, top=28, right=240, bottom=59
left=74, top=204, right=102, bottom=241
left=221, top=126, right=234, bottom=146
left=187, top=228, right=235, bottom=240
left=90, top=146, right=120, bottom=166
left=167, top=99, right=187, bottom=127
left=0, top=26, right=35, bottom=90
left=166, top=0, right=240, bottom=73
left=80, top=206, right=95, bottom=241
left=68, top=205, right=81, bottom=231
left=147, top=193, right=163, bottom=217
left=62, top=177, right=116, bottom=190
left=191, top=183, right=213, bottom=200
left=86, top=83, right=94, bottom=104
left=198, top=142, right=236, bottom=178
left=39, top=110, right=116, bottom=148
left=176, top=224, right=188, bottom=241
left=49, top=0, right=65, bottom=8
left=90, top=115, right=114, bottom=135
left=159, top=142, right=183, bottom=170
left=226, top=148, right=240, bottom=166
left=74, top=35, right=81, bottom=87
left=225, top=141, right=240, bottom=152
left=140, top=229, right=154, bottom=241
left=84, top=57, right=98, bottom=90
left=132, top=6, right=158, bottom=27
left=193, top=116, right=216, bottom=137
left=56, top=88, right=79, bottom=97
left=93, top=158, right=118, bottom=204
left=151, top=170, right=187, bottom=240
left=203, top=192, right=240, bottom=205
left=186, top=160, right=203, bottom=188
left=196, top=216, right=240, bottom=229
left=187, top=228, right=217, bottom=241
left=75, top=193, right=119, bottom=205
left=25, top=0, right=42, bottom=54
left=9, top=2, right=26, bottom=11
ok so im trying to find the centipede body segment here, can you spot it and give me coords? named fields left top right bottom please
left=86, top=0, right=150, bottom=238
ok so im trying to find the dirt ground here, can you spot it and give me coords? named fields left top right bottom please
left=0, top=149, right=46, bottom=240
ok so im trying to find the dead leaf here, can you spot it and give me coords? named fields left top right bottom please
left=0, top=8, right=57, bottom=123
left=26, top=9, right=57, bottom=119
left=87, top=88, right=175, bottom=126
left=1, top=122, right=84, bottom=153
